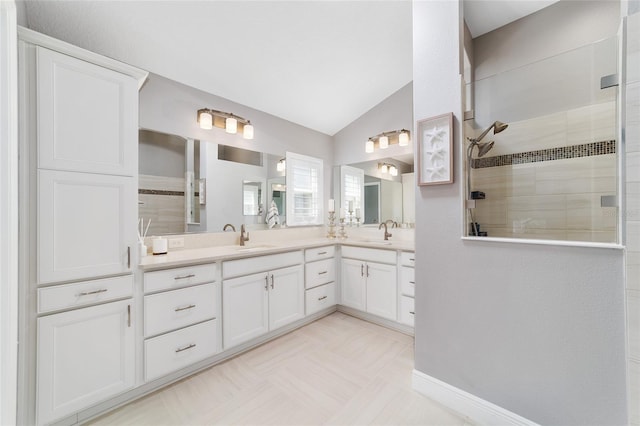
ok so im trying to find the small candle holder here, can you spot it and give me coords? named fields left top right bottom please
left=355, top=215, right=361, bottom=227
left=348, top=209, right=354, bottom=227
left=338, top=218, right=348, bottom=239
left=327, top=211, right=337, bottom=239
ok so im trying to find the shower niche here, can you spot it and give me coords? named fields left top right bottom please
left=464, top=35, right=619, bottom=244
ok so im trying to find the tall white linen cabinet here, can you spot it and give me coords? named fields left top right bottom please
left=17, top=28, right=148, bottom=425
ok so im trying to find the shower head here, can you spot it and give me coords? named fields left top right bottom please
left=476, top=141, right=494, bottom=157
left=475, top=120, right=509, bottom=143
left=493, top=121, right=508, bottom=134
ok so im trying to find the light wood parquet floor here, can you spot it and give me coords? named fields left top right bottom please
left=89, top=312, right=470, bottom=426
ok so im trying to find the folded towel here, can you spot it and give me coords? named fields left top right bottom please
left=267, top=200, right=280, bottom=229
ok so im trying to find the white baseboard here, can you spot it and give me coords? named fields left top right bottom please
left=412, top=370, right=539, bottom=426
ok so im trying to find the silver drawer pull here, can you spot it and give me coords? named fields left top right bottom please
left=318, top=271, right=328, bottom=275
left=318, top=251, right=328, bottom=255
left=318, top=296, right=328, bottom=301
left=409, top=311, right=415, bottom=315
left=174, top=274, right=196, bottom=280
left=78, top=289, right=108, bottom=296
left=174, top=304, right=196, bottom=312
left=409, top=258, right=415, bottom=262
left=175, top=343, right=196, bottom=353
left=409, top=281, right=415, bottom=284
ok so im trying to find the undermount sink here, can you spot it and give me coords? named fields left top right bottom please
left=235, top=244, right=276, bottom=252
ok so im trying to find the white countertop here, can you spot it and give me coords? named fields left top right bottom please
left=139, top=237, right=415, bottom=271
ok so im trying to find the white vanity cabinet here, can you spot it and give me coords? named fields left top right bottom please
left=222, top=251, right=304, bottom=349
left=18, top=28, right=148, bottom=425
left=399, top=251, right=416, bottom=327
left=340, top=246, right=397, bottom=321
left=31, top=43, right=143, bottom=284
left=36, top=45, right=138, bottom=176
left=304, top=246, right=337, bottom=315
left=38, top=169, right=136, bottom=284
left=143, top=263, right=220, bottom=382
left=37, top=299, right=135, bottom=425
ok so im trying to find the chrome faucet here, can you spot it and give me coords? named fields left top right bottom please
left=240, top=224, right=250, bottom=246
left=223, top=223, right=236, bottom=232
left=378, top=222, right=392, bottom=241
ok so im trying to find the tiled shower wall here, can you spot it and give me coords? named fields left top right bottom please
left=626, top=11, right=640, bottom=426
left=469, top=102, right=618, bottom=242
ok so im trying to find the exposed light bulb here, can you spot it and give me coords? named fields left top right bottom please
left=365, top=140, right=374, bottom=153
left=243, top=123, right=254, bottom=139
left=379, top=135, right=389, bottom=149
left=198, top=110, right=213, bottom=130
left=398, top=131, right=409, bottom=146
left=390, top=165, right=398, bottom=176
left=226, top=117, right=238, bottom=134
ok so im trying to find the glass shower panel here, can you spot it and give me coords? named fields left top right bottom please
left=466, top=36, right=619, bottom=243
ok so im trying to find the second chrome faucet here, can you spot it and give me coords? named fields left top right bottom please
left=378, top=222, right=393, bottom=241
left=240, top=224, right=250, bottom=246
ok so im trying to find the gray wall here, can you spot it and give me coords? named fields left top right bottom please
left=473, top=0, right=620, bottom=81
left=333, top=82, right=413, bottom=166
left=413, top=1, right=627, bottom=425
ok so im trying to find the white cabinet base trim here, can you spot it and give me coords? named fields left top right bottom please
left=337, top=305, right=414, bottom=336
left=411, top=369, right=539, bottom=426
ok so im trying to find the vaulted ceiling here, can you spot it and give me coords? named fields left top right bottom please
left=20, top=0, right=557, bottom=136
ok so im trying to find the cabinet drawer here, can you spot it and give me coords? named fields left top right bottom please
left=400, top=266, right=415, bottom=297
left=305, top=258, right=335, bottom=289
left=305, top=245, right=335, bottom=262
left=223, top=250, right=303, bottom=279
left=144, top=319, right=219, bottom=382
left=341, top=246, right=396, bottom=264
left=399, top=296, right=415, bottom=327
left=305, top=282, right=336, bottom=315
left=144, top=263, right=217, bottom=294
left=144, top=283, right=218, bottom=337
left=38, top=275, right=133, bottom=313
left=400, top=252, right=415, bottom=267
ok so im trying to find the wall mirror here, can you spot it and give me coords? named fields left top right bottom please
left=336, top=154, right=415, bottom=226
left=139, top=128, right=286, bottom=236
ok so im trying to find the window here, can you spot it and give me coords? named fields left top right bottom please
left=340, top=165, right=364, bottom=214
left=285, top=152, right=323, bottom=226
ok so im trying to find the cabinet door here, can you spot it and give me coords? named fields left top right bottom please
left=366, top=262, right=397, bottom=320
left=37, top=299, right=134, bottom=425
left=269, top=265, right=304, bottom=331
left=340, top=258, right=366, bottom=311
left=37, top=46, right=137, bottom=176
left=222, top=272, right=269, bottom=349
left=38, top=169, right=136, bottom=284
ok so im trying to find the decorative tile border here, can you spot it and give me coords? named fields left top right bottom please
left=472, top=140, right=616, bottom=169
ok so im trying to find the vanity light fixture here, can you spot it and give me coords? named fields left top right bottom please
left=365, top=129, right=410, bottom=152
left=379, top=135, right=389, bottom=149
left=378, top=163, right=398, bottom=176
left=276, top=158, right=286, bottom=172
left=197, top=108, right=254, bottom=140
left=365, top=140, right=375, bottom=153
